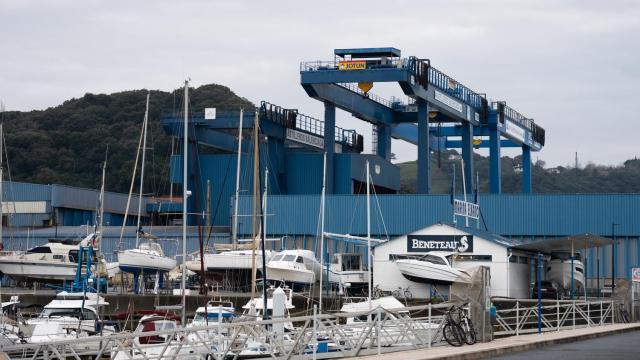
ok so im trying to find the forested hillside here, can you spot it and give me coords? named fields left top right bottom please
left=1, top=85, right=638, bottom=195
left=1, top=84, right=253, bottom=194
left=398, top=150, right=640, bottom=194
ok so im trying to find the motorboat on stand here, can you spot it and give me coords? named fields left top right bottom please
left=117, top=231, right=177, bottom=276
left=266, top=250, right=322, bottom=288
left=0, top=234, right=96, bottom=283
left=393, top=252, right=470, bottom=285
left=186, top=244, right=273, bottom=276
left=546, top=252, right=585, bottom=292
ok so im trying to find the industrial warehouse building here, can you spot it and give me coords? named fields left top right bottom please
left=1, top=181, right=149, bottom=227
left=235, top=193, right=640, bottom=285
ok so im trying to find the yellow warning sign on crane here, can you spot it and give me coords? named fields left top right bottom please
left=339, top=61, right=366, bottom=70
left=358, top=82, right=373, bottom=94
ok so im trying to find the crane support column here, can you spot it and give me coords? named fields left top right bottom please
left=324, top=102, right=336, bottom=194
left=417, top=99, right=431, bottom=194
left=376, top=124, right=392, bottom=161
left=522, top=145, right=532, bottom=193
left=489, top=113, right=502, bottom=194
left=461, top=122, right=475, bottom=195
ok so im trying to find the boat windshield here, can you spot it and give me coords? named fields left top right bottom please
left=193, top=312, right=235, bottom=323
left=140, top=242, right=164, bottom=255
left=282, top=255, right=296, bottom=262
left=272, top=254, right=284, bottom=261
left=392, top=254, right=448, bottom=266
left=27, top=246, right=52, bottom=254
left=40, top=308, right=96, bottom=320
left=421, top=255, right=447, bottom=265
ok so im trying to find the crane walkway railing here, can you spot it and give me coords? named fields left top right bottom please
left=260, top=101, right=359, bottom=149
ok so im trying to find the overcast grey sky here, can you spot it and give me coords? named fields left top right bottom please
left=1, top=0, right=638, bottom=167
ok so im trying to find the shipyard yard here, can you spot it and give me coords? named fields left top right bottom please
left=1, top=1, right=640, bottom=359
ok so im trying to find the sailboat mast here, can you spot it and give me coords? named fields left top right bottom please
left=319, top=152, right=327, bottom=311
left=96, top=154, right=106, bottom=333
left=250, top=110, right=260, bottom=300
left=135, top=93, right=150, bottom=247
left=232, top=108, right=243, bottom=249
left=261, top=166, right=269, bottom=319
left=366, top=160, right=372, bottom=310
left=0, top=121, right=3, bottom=252
left=181, top=80, right=189, bottom=326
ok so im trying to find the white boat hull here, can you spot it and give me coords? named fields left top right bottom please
left=266, top=265, right=315, bottom=285
left=395, top=259, right=467, bottom=284
left=547, top=259, right=585, bottom=291
left=187, top=251, right=271, bottom=272
left=118, top=250, right=176, bottom=274
left=0, top=260, right=78, bottom=282
left=327, top=268, right=369, bottom=285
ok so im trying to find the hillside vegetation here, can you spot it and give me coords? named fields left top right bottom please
left=398, top=150, right=640, bottom=194
left=2, top=85, right=638, bottom=195
left=1, top=84, right=253, bottom=194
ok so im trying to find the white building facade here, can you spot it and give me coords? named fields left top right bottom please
left=373, top=223, right=533, bottom=299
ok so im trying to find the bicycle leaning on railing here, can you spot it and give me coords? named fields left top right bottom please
left=443, top=303, right=476, bottom=346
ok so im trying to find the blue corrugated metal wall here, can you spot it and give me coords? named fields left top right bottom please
left=236, top=193, right=640, bottom=280
left=2, top=182, right=51, bottom=201
left=238, top=194, right=640, bottom=237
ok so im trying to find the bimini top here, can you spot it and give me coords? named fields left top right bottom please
left=334, top=47, right=401, bottom=59
left=512, top=233, right=613, bottom=254
left=340, top=296, right=406, bottom=313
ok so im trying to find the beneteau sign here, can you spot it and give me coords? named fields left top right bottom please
left=407, top=235, right=473, bottom=253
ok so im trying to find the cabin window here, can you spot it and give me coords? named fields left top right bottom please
left=27, top=246, right=52, bottom=254
left=282, top=255, right=296, bottom=262
left=295, top=256, right=304, bottom=264
left=272, top=255, right=283, bottom=261
left=69, top=250, right=78, bottom=262
left=53, top=255, right=65, bottom=260
left=342, top=255, right=361, bottom=271
left=423, top=255, right=447, bottom=266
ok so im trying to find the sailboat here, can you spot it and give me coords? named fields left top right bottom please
left=111, top=81, right=196, bottom=359
left=117, top=93, right=176, bottom=278
left=185, top=108, right=273, bottom=279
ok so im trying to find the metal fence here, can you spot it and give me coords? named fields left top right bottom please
left=0, top=300, right=626, bottom=359
left=1, top=303, right=453, bottom=360
left=493, top=299, right=616, bottom=337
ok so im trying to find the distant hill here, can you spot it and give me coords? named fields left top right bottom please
left=397, top=150, right=640, bottom=194
left=2, top=85, right=638, bottom=195
left=1, top=84, right=253, bottom=194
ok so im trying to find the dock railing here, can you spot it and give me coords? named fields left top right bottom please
left=1, top=302, right=453, bottom=360
left=492, top=299, right=616, bottom=337
left=0, top=300, right=623, bottom=359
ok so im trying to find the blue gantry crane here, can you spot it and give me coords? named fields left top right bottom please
left=157, top=48, right=545, bottom=226
left=300, top=47, right=545, bottom=194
